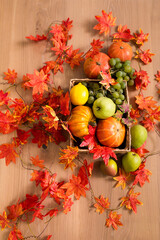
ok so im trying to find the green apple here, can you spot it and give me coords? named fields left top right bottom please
left=122, top=151, right=141, bottom=173
left=131, top=124, right=147, bottom=149
left=92, top=97, right=116, bottom=119
left=100, top=159, right=118, bottom=176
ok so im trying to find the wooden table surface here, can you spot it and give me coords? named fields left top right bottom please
left=0, top=0, right=160, bottom=239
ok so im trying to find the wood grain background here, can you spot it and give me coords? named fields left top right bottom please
left=0, top=0, right=160, bottom=239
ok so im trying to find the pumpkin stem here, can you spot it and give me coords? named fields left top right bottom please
left=96, top=61, right=101, bottom=66
left=120, top=46, right=124, bottom=49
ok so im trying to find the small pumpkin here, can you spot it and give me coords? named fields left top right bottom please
left=68, top=106, right=95, bottom=138
left=83, top=52, right=110, bottom=78
left=96, top=117, right=125, bottom=147
left=107, top=41, right=133, bottom=62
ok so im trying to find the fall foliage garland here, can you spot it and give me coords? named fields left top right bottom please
left=0, top=10, right=160, bottom=239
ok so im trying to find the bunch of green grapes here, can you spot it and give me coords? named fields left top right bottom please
left=109, top=57, right=136, bottom=87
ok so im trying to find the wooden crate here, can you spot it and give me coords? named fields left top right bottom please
left=69, top=79, right=131, bottom=154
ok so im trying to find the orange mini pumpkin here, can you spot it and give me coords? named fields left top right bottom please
left=68, top=106, right=95, bottom=138
left=96, top=117, right=125, bottom=147
left=108, top=41, right=133, bottom=62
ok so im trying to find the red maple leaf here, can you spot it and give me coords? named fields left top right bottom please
left=45, top=59, right=64, bottom=75
left=63, top=197, right=74, bottom=214
left=135, top=49, right=155, bottom=64
left=105, top=211, right=123, bottom=230
left=78, top=159, right=94, bottom=186
left=0, top=142, right=18, bottom=166
left=94, top=10, right=116, bottom=36
left=7, top=201, right=23, bottom=221
left=133, top=29, right=149, bottom=46
left=31, top=121, right=49, bottom=148
left=140, top=115, right=156, bottom=131
left=59, top=146, right=78, bottom=170
left=59, top=91, right=70, bottom=116
left=21, top=194, right=42, bottom=211
left=46, top=235, right=52, bottom=240
left=120, top=188, right=143, bottom=213
left=94, top=195, right=110, bottom=214
left=8, top=226, right=23, bottom=240
left=0, top=110, right=17, bottom=134
left=61, top=174, right=88, bottom=200
left=130, top=108, right=140, bottom=124
left=42, top=105, right=59, bottom=130
left=85, top=39, right=104, bottom=58
left=112, top=24, right=134, bottom=42
left=131, top=162, right=152, bottom=187
left=99, top=70, right=116, bottom=89
left=0, top=90, right=10, bottom=106
left=131, top=142, right=149, bottom=157
left=25, top=69, right=49, bottom=95
left=51, top=39, right=69, bottom=56
left=26, top=34, right=47, bottom=41
left=135, top=94, right=157, bottom=113
left=134, top=70, right=150, bottom=90
left=113, top=168, right=133, bottom=190
left=65, top=46, right=84, bottom=69
left=80, top=125, right=97, bottom=150
left=90, top=145, right=117, bottom=166
left=0, top=211, right=11, bottom=230
left=3, top=69, right=17, bottom=84
left=44, top=208, right=58, bottom=218
left=155, top=70, right=160, bottom=83
left=30, top=155, right=45, bottom=169
left=13, top=129, right=31, bottom=147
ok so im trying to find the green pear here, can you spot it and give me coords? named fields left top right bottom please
left=122, top=151, right=141, bottom=173
left=131, top=124, right=147, bottom=149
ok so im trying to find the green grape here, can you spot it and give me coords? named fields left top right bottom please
left=81, top=81, right=88, bottom=87
left=96, top=93, right=104, bottom=98
left=119, top=94, right=125, bottom=100
left=110, top=87, right=115, bottom=93
left=122, top=71, right=127, bottom=77
left=115, top=58, right=121, bottom=63
left=89, top=89, right=94, bottom=96
left=118, top=89, right=123, bottom=94
left=115, top=62, right=123, bottom=69
left=124, top=65, right=132, bottom=73
left=109, top=58, right=116, bottom=67
left=92, top=82, right=100, bottom=90
left=116, top=71, right=123, bottom=78
left=107, top=93, right=113, bottom=99
left=115, top=98, right=122, bottom=105
left=98, top=89, right=104, bottom=94
left=117, top=77, right=123, bottom=83
left=120, top=81, right=126, bottom=89
left=87, top=96, right=95, bottom=104
left=112, top=91, right=119, bottom=99
left=124, top=76, right=130, bottom=81
left=127, top=79, right=135, bottom=86
left=113, top=82, right=121, bottom=90
left=123, top=60, right=131, bottom=66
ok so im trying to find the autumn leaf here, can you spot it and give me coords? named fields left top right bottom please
left=130, top=108, right=140, bottom=124
left=131, top=142, right=149, bottom=158
left=31, top=121, right=49, bottom=148
left=99, top=70, right=115, bottom=89
left=0, top=142, right=18, bottom=166
left=155, top=70, right=160, bottom=83
left=25, top=69, right=49, bottom=95
left=45, top=59, right=64, bottom=75
left=135, top=94, right=157, bottom=113
left=46, top=235, right=52, bottom=240
left=135, top=49, right=154, bottom=64
left=30, top=155, right=45, bottom=169
left=85, top=39, right=104, bottom=58
left=105, top=211, right=123, bottom=230
left=44, top=208, right=58, bottom=218
left=63, top=197, right=74, bottom=214
left=65, top=46, right=84, bottom=69
left=8, top=226, right=23, bottom=240
left=112, top=24, right=134, bottom=42
left=3, top=69, right=17, bottom=84
left=26, top=34, right=47, bottom=41
left=120, top=188, right=143, bottom=213
left=61, top=174, right=88, bottom=200
left=78, top=159, right=94, bottom=186
left=134, top=70, right=150, bottom=90
left=133, top=29, right=149, bottom=46
left=51, top=39, right=69, bottom=56
left=13, top=129, right=31, bottom=147
left=59, top=91, right=70, bottom=116
left=7, top=201, right=24, bottom=221
left=0, top=90, right=10, bottom=106
left=80, top=125, right=97, bottom=150
left=94, top=11, right=116, bottom=36
left=131, top=162, right=152, bottom=187
left=94, top=195, right=110, bottom=214
left=42, top=105, right=59, bottom=130
left=90, top=145, right=117, bottom=166
left=0, top=211, right=11, bottom=230
left=0, top=110, right=17, bottom=134
left=113, top=168, right=133, bottom=190
left=59, top=146, right=79, bottom=171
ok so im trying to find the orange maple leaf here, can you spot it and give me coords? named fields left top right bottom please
left=105, top=211, right=123, bottom=230
left=42, top=105, right=59, bottom=130
left=120, top=188, right=143, bottom=213
left=59, top=146, right=79, bottom=171
left=30, top=155, right=45, bottom=169
left=61, top=174, right=88, bottom=200
left=155, top=70, right=160, bottom=83
left=112, top=24, right=134, bottom=42
left=0, top=211, right=11, bottom=230
left=0, top=143, right=18, bottom=166
left=3, top=69, right=17, bottom=84
left=65, top=46, right=84, bottom=69
left=8, top=225, right=23, bottom=240
left=99, top=70, right=116, bottom=89
left=113, top=168, right=133, bottom=190
left=63, top=197, right=74, bottom=214
left=94, top=10, right=116, bottom=36
left=7, top=201, right=24, bottom=221
left=25, top=69, right=49, bottom=95
left=135, top=94, right=157, bottom=113
left=133, top=28, right=149, bottom=46
left=135, top=49, right=154, bottom=64
left=26, top=34, right=47, bottom=41
left=94, top=195, right=110, bottom=214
